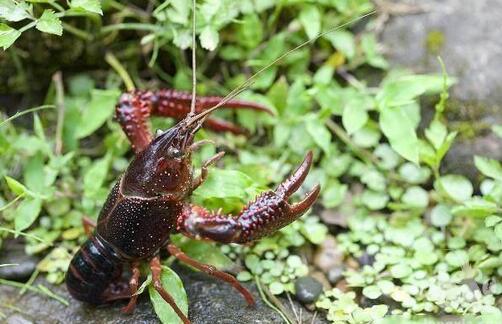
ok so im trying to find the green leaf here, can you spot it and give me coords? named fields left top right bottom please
left=325, top=31, right=355, bottom=59
left=70, top=0, right=102, bottom=15
left=149, top=266, right=188, bottom=324
left=445, top=250, right=469, bottom=268
left=361, top=190, right=389, bottom=210
left=193, top=168, right=260, bottom=213
left=83, top=153, right=112, bottom=197
left=24, top=154, right=46, bottom=193
left=452, top=198, right=498, bottom=218
left=342, top=101, right=368, bottom=135
left=425, top=119, right=447, bottom=150
left=236, top=13, right=263, bottom=49
left=0, top=0, right=30, bottom=22
left=269, top=281, right=284, bottom=295
left=390, top=263, right=412, bottom=279
left=36, top=10, right=62, bottom=36
left=438, top=174, right=473, bottom=202
left=15, top=198, right=42, bottom=232
left=377, top=74, right=446, bottom=108
left=430, top=204, right=452, bottom=227
left=401, top=186, right=429, bottom=208
left=75, top=89, right=120, bottom=139
left=485, top=215, right=502, bottom=227
left=474, top=156, right=502, bottom=181
left=0, top=23, right=21, bottom=50
left=306, top=118, right=331, bottom=154
left=361, top=34, right=388, bottom=69
left=5, top=176, right=27, bottom=196
left=492, top=125, right=502, bottom=138
left=362, top=285, right=382, bottom=299
left=175, top=240, right=233, bottom=270
left=200, top=26, right=219, bottom=51
left=322, top=182, right=347, bottom=208
left=379, top=106, right=419, bottom=164
left=299, top=5, right=320, bottom=40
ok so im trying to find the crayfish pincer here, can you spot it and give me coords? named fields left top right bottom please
left=66, top=89, right=320, bottom=324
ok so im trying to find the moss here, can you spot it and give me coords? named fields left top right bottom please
left=426, top=30, right=445, bottom=55
left=445, top=99, right=497, bottom=139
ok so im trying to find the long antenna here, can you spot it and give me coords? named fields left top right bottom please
left=189, top=0, right=197, bottom=116
left=187, top=10, right=376, bottom=125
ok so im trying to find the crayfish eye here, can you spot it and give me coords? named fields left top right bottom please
left=167, top=147, right=183, bottom=159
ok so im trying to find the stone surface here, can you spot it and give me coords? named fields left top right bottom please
left=0, top=265, right=327, bottom=324
left=381, top=0, right=502, bottom=178
left=0, top=240, right=39, bottom=281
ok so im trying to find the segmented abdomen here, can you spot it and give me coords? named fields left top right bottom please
left=66, top=234, right=124, bottom=304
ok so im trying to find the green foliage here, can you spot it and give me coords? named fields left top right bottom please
left=1, top=1, right=501, bottom=323
left=149, top=266, right=188, bottom=324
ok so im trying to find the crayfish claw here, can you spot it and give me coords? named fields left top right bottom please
left=276, top=151, right=314, bottom=198
left=290, top=184, right=321, bottom=216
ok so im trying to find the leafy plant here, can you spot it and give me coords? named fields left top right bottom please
left=1, top=1, right=501, bottom=323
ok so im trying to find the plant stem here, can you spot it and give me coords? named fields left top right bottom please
left=105, top=52, right=135, bottom=91
left=52, top=72, right=65, bottom=155
left=254, top=277, right=292, bottom=324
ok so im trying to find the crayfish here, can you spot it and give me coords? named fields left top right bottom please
left=66, top=89, right=320, bottom=324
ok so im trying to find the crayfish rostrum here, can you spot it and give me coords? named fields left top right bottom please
left=66, top=89, right=320, bottom=324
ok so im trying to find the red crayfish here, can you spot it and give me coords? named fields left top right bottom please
left=65, top=89, right=320, bottom=323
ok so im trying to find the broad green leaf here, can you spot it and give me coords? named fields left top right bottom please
left=379, top=106, right=419, bottom=164
left=175, top=240, right=233, bottom=270
left=430, top=204, right=452, bottom=227
left=0, top=0, right=30, bottom=22
left=0, top=23, right=21, bottom=50
left=425, top=119, right=447, bottom=150
left=267, top=77, right=288, bottom=115
left=149, top=266, right=188, bottom=324
left=299, top=5, right=320, bottom=40
left=269, top=282, right=284, bottom=295
left=306, top=118, right=331, bottom=154
left=445, top=250, right=469, bottom=268
left=452, top=198, right=498, bottom=218
left=325, top=31, right=355, bottom=59
left=492, top=125, right=502, bottom=138
left=390, top=263, right=412, bottom=278
left=36, top=10, right=62, bottom=36
left=24, top=154, right=46, bottom=193
left=474, top=156, right=502, bottom=181
left=438, top=174, right=473, bottom=202
left=70, top=0, right=102, bottom=15
left=192, top=168, right=261, bottom=213
left=401, top=186, right=429, bottom=208
left=200, top=26, right=219, bottom=51
left=361, top=190, right=389, bottom=210
left=361, top=33, right=388, bottom=69
left=342, top=101, right=368, bottom=135
left=83, top=153, right=112, bottom=197
left=75, top=89, right=120, bottom=139
left=362, top=285, right=382, bottom=299
left=377, top=75, right=445, bottom=108
left=15, top=198, right=42, bottom=232
left=322, top=182, right=347, bottom=208
left=236, top=13, right=263, bottom=49
left=5, top=176, right=27, bottom=196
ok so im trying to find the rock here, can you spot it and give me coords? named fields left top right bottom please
left=357, top=252, right=375, bottom=267
left=0, top=240, right=38, bottom=281
left=6, top=315, right=33, bottom=324
left=0, top=264, right=328, bottom=323
left=327, top=266, right=345, bottom=284
left=294, top=276, right=323, bottom=304
left=314, top=236, right=344, bottom=274
left=381, top=0, right=502, bottom=178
